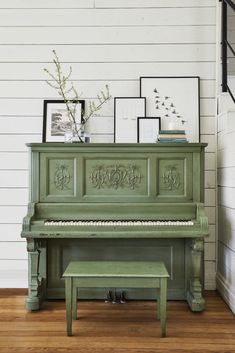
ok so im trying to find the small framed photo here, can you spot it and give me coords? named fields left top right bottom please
left=140, top=76, right=200, bottom=142
left=137, top=117, right=161, bottom=143
left=114, top=97, right=146, bottom=142
left=42, top=100, right=85, bottom=142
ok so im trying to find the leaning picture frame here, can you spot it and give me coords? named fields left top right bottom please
left=114, top=97, right=146, bottom=143
left=42, top=100, right=85, bottom=142
left=140, top=76, right=200, bottom=142
left=137, top=117, right=161, bottom=143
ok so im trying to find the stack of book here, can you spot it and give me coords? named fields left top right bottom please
left=158, top=130, right=187, bottom=143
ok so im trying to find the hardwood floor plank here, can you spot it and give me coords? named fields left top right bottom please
left=0, top=290, right=234, bottom=353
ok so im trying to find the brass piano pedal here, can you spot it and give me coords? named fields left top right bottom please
left=105, top=290, right=113, bottom=303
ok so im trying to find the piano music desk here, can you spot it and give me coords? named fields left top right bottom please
left=63, top=261, right=169, bottom=337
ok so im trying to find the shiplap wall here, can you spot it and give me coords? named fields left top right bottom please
left=217, top=107, right=235, bottom=313
left=0, top=0, right=217, bottom=289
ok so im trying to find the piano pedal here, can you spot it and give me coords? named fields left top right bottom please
left=105, top=290, right=127, bottom=304
left=112, top=291, right=119, bottom=304
left=105, top=290, right=113, bottom=303
left=120, top=291, right=127, bottom=304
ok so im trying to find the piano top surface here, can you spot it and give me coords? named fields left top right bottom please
left=27, top=142, right=208, bottom=150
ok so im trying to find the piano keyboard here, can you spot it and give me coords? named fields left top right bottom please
left=44, top=220, right=194, bottom=226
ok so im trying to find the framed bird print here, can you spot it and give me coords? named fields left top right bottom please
left=140, top=77, right=200, bottom=142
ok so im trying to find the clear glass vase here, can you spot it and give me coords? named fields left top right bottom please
left=64, top=123, right=91, bottom=143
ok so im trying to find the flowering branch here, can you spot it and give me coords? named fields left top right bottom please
left=44, top=50, right=111, bottom=142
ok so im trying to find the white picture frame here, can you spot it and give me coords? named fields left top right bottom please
left=114, top=97, right=146, bottom=143
left=140, top=76, right=200, bottom=142
left=137, top=117, right=161, bottom=143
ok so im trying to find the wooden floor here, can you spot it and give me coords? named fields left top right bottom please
left=0, top=290, right=234, bottom=353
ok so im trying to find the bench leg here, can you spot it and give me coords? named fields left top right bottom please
left=72, top=286, right=77, bottom=320
left=159, top=278, right=167, bottom=337
left=157, top=290, right=160, bottom=320
left=65, top=277, right=73, bottom=336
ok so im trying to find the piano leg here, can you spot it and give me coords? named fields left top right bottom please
left=187, top=238, right=205, bottom=312
left=26, top=239, right=42, bottom=311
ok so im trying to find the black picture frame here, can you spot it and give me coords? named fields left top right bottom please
left=137, top=117, right=161, bottom=143
left=42, top=99, right=85, bottom=142
left=140, top=76, right=200, bottom=142
left=114, top=97, right=146, bottom=143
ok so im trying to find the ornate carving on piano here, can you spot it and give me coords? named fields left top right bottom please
left=54, top=163, right=72, bottom=191
left=90, top=164, right=141, bottom=190
left=162, top=165, right=181, bottom=191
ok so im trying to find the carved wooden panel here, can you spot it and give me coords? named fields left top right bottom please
left=156, top=153, right=193, bottom=201
left=48, top=159, right=75, bottom=195
left=159, top=159, right=184, bottom=195
left=40, top=154, right=77, bottom=201
left=84, top=158, right=149, bottom=197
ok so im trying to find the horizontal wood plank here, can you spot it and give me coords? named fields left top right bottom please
left=218, top=148, right=235, bottom=168
left=205, top=206, right=216, bottom=225
left=0, top=80, right=216, bottom=100
left=0, top=242, right=27, bottom=260
left=95, top=0, right=216, bottom=8
left=207, top=225, right=216, bottom=243
left=200, top=116, right=216, bottom=134
left=205, top=171, right=216, bottom=188
left=218, top=242, right=235, bottom=282
left=0, top=206, right=27, bottom=223
left=0, top=260, right=27, bottom=288
left=218, top=130, right=235, bottom=150
left=0, top=0, right=94, bottom=8
left=0, top=62, right=216, bottom=80
left=0, top=44, right=216, bottom=63
left=0, top=189, right=28, bottom=206
left=218, top=167, right=235, bottom=187
left=218, top=186, right=235, bottom=209
left=0, top=135, right=41, bottom=152
left=0, top=8, right=216, bottom=26
left=0, top=224, right=24, bottom=241
left=0, top=117, right=42, bottom=134
left=0, top=26, right=216, bottom=45
left=218, top=205, right=235, bottom=232
left=0, top=0, right=216, bottom=8
left=0, top=153, right=28, bottom=170
left=205, top=242, right=216, bottom=261
left=205, top=189, right=216, bottom=207
left=200, top=134, right=216, bottom=152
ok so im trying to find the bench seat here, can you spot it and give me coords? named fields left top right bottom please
left=63, top=261, right=169, bottom=337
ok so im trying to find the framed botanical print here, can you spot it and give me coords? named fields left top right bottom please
left=140, top=76, right=200, bottom=142
left=114, top=97, right=146, bottom=142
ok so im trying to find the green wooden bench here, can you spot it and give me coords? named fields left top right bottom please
left=63, top=261, right=169, bottom=337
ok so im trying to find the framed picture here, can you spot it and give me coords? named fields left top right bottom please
left=137, top=117, right=161, bottom=143
left=140, top=76, right=200, bottom=142
left=42, top=100, right=85, bottom=142
left=114, top=97, right=146, bottom=142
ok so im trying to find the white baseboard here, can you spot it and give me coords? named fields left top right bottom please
left=216, top=272, right=235, bottom=314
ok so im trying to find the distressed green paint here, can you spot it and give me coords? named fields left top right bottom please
left=21, top=143, right=208, bottom=312
left=63, top=261, right=169, bottom=337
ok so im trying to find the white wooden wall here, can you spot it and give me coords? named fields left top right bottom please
left=0, top=0, right=217, bottom=289
left=217, top=102, right=235, bottom=312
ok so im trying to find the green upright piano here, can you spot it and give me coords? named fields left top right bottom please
left=21, top=143, right=209, bottom=311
